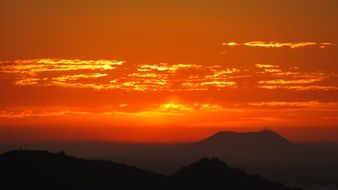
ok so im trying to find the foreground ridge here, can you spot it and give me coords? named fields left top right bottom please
left=0, top=150, right=301, bottom=190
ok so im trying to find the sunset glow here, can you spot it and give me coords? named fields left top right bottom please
left=1, top=0, right=338, bottom=143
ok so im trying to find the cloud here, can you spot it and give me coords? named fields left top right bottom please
left=248, top=101, right=338, bottom=111
left=255, top=64, right=282, bottom=73
left=116, top=102, right=234, bottom=116
left=137, top=63, right=199, bottom=72
left=258, top=85, right=338, bottom=91
left=52, top=73, right=108, bottom=82
left=15, top=78, right=40, bottom=86
left=51, top=81, right=108, bottom=90
left=1, top=59, right=337, bottom=92
left=0, top=59, right=124, bottom=76
left=239, top=116, right=285, bottom=122
left=0, top=109, right=90, bottom=118
left=258, top=78, right=324, bottom=85
left=0, top=102, right=228, bottom=118
left=183, top=81, right=235, bottom=88
left=222, top=41, right=336, bottom=48
left=0, top=59, right=240, bottom=91
left=254, top=64, right=338, bottom=91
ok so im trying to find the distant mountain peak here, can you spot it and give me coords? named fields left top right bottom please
left=213, top=129, right=280, bottom=137
left=199, top=130, right=291, bottom=145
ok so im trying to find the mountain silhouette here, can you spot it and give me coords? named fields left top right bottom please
left=200, top=130, right=291, bottom=146
left=0, top=150, right=300, bottom=190
left=104, top=130, right=338, bottom=186
left=195, top=130, right=324, bottom=165
left=0, top=150, right=162, bottom=190
left=166, top=157, right=300, bottom=190
left=2, top=130, right=337, bottom=187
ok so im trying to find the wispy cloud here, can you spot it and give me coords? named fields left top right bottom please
left=52, top=73, right=108, bottom=82
left=0, top=59, right=124, bottom=76
left=255, top=64, right=282, bottom=73
left=0, top=109, right=90, bottom=118
left=103, top=102, right=240, bottom=117
left=254, top=64, right=337, bottom=91
left=1, top=59, right=337, bottom=92
left=258, top=85, right=338, bottom=91
left=137, top=63, right=199, bottom=72
left=248, top=101, right=338, bottom=111
left=222, top=41, right=336, bottom=48
left=0, top=102, right=230, bottom=118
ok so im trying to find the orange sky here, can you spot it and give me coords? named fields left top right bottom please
left=1, top=0, right=338, bottom=143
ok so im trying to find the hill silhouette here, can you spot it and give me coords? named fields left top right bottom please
left=104, top=130, right=338, bottom=186
left=1, top=130, right=338, bottom=188
left=166, top=157, right=301, bottom=190
left=200, top=130, right=291, bottom=146
left=0, top=150, right=162, bottom=190
left=0, top=150, right=300, bottom=190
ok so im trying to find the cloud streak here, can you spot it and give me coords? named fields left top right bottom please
left=1, top=59, right=337, bottom=92
left=0, top=59, right=124, bottom=76
left=248, top=101, right=338, bottom=111
left=222, top=41, right=336, bottom=48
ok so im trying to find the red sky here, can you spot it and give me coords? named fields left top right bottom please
left=1, top=0, right=338, bottom=143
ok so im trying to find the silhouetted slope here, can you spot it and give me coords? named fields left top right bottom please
left=0, top=150, right=163, bottom=190
left=194, top=130, right=338, bottom=185
left=166, top=157, right=300, bottom=190
left=201, top=130, right=290, bottom=144
left=2, top=130, right=337, bottom=188
left=108, top=130, right=338, bottom=186
left=0, top=150, right=300, bottom=190
left=196, top=130, right=297, bottom=163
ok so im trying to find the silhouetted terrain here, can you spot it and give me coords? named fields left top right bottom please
left=0, top=150, right=162, bottom=190
left=1, top=130, right=338, bottom=189
left=310, top=142, right=338, bottom=155
left=105, top=130, right=338, bottom=187
left=0, top=150, right=300, bottom=190
left=166, top=157, right=300, bottom=190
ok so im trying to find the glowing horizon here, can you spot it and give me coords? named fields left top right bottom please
left=1, top=0, right=338, bottom=143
